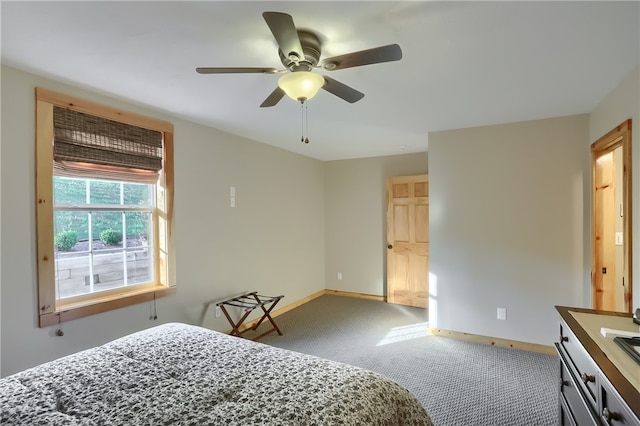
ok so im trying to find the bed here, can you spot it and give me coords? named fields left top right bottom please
left=1, top=323, right=432, bottom=425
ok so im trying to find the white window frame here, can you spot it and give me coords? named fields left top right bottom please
left=36, top=88, right=175, bottom=327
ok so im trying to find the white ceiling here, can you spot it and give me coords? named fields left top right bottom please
left=2, top=1, right=639, bottom=161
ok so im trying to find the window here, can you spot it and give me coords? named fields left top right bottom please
left=53, top=177, right=154, bottom=299
left=36, top=88, right=175, bottom=327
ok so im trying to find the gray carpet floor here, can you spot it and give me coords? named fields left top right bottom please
left=249, top=295, right=559, bottom=426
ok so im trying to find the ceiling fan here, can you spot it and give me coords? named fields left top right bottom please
left=196, top=11, right=403, bottom=107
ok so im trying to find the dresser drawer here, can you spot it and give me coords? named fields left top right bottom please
left=599, top=374, right=640, bottom=425
left=560, top=391, right=577, bottom=426
left=557, top=343, right=598, bottom=426
left=560, top=320, right=599, bottom=404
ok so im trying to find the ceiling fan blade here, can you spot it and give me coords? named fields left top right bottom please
left=321, top=44, right=402, bottom=71
left=321, top=76, right=364, bottom=103
left=260, top=87, right=286, bottom=107
left=262, top=12, right=305, bottom=61
left=196, top=67, right=279, bottom=74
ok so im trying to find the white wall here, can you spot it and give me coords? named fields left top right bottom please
left=0, top=66, right=326, bottom=376
left=0, top=66, right=3, bottom=371
left=429, top=115, right=588, bottom=346
left=324, top=153, right=427, bottom=296
left=589, top=66, right=640, bottom=311
left=3, top=61, right=636, bottom=375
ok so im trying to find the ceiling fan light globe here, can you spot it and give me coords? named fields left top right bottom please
left=278, top=71, right=325, bottom=102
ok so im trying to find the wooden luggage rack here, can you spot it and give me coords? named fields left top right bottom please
left=216, top=292, right=284, bottom=341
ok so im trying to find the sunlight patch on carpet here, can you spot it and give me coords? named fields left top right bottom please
left=377, top=322, right=429, bottom=346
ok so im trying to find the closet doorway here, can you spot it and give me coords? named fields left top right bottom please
left=591, top=119, right=632, bottom=312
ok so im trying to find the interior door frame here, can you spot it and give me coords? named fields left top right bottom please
left=591, top=119, right=632, bottom=312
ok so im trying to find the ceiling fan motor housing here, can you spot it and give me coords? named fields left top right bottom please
left=279, top=30, right=321, bottom=71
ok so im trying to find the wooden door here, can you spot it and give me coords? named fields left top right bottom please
left=386, top=174, right=428, bottom=308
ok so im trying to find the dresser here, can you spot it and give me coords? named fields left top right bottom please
left=555, top=306, right=640, bottom=425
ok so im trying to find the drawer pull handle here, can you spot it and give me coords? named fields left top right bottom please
left=602, top=407, right=621, bottom=424
left=560, top=335, right=568, bottom=342
left=581, top=373, right=595, bottom=384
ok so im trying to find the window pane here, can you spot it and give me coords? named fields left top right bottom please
left=124, top=182, right=152, bottom=207
left=54, top=211, right=89, bottom=249
left=54, top=176, right=87, bottom=204
left=125, top=211, right=152, bottom=243
left=127, top=247, right=153, bottom=284
left=125, top=211, right=153, bottom=284
left=90, top=180, right=121, bottom=205
left=94, top=248, right=126, bottom=291
left=55, top=252, right=91, bottom=299
left=92, top=211, right=123, bottom=249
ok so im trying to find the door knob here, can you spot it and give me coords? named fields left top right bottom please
left=387, top=244, right=393, bottom=249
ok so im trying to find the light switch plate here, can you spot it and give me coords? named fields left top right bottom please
left=497, top=308, right=507, bottom=320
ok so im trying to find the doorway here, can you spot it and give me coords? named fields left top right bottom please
left=591, top=119, right=632, bottom=312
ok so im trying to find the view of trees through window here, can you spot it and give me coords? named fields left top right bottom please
left=53, top=177, right=155, bottom=299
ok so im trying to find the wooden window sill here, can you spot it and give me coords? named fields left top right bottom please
left=39, top=285, right=176, bottom=327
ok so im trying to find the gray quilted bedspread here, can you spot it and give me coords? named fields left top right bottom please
left=1, top=323, right=432, bottom=425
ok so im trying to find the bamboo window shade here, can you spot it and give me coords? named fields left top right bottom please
left=53, top=107, right=163, bottom=182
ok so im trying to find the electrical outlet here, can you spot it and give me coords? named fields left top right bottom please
left=215, top=306, right=221, bottom=318
left=497, top=308, right=507, bottom=320
left=337, top=272, right=342, bottom=280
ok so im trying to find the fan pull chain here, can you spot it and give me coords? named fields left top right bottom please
left=305, top=102, right=310, bottom=144
left=300, top=102, right=310, bottom=144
